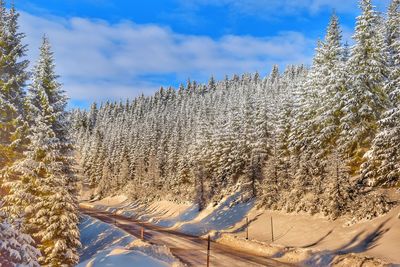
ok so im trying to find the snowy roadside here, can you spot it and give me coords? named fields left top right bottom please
left=214, top=234, right=391, bottom=267
left=77, top=215, right=183, bottom=267
left=80, top=193, right=399, bottom=266
left=80, top=191, right=255, bottom=236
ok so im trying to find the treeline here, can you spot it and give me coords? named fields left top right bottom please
left=0, top=2, right=80, bottom=267
left=72, top=0, right=399, bottom=221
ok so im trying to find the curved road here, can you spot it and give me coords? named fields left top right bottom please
left=80, top=206, right=293, bottom=267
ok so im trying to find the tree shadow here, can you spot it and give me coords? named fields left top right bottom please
left=301, top=229, right=333, bottom=248
left=336, top=219, right=391, bottom=255
left=274, top=225, right=295, bottom=242
left=178, top=192, right=255, bottom=235
left=305, top=218, right=391, bottom=266
left=270, top=218, right=392, bottom=267
left=231, top=213, right=262, bottom=234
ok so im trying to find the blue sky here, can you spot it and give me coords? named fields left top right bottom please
left=15, top=0, right=390, bottom=108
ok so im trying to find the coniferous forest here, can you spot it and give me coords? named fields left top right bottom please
left=72, top=0, right=399, bottom=221
left=0, top=0, right=399, bottom=266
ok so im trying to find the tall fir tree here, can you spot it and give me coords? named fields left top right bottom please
left=339, top=0, right=388, bottom=173
left=0, top=1, right=29, bottom=173
left=0, top=3, right=37, bottom=266
left=314, top=13, right=347, bottom=157
left=362, top=0, right=400, bottom=186
left=4, top=37, right=80, bottom=266
left=30, top=37, right=80, bottom=266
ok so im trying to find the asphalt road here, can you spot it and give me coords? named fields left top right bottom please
left=80, top=206, right=294, bottom=267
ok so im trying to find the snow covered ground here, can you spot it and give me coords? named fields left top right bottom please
left=81, top=191, right=400, bottom=265
left=77, top=215, right=182, bottom=267
left=83, top=192, right=255, bottom=236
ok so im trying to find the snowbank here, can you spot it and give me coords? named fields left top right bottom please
left=78, top=215, right=182, bottom=267
left=231, top=205, right=400, bottom=265
left=216, top=234, right=391, bottom=267
left=79, top=215, right=134, bottom=262
left=83, top=191, right=255, bottom=236
left=78, top=247, right=171, bottom=267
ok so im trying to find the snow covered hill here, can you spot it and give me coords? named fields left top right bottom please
left=81, top=191, right=400, bottom=266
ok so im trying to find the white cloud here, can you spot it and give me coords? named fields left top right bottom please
left=19, top=11, right=315, bottom=105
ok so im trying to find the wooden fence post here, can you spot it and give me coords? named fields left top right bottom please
left=246, top=216, right=249, bottom=240
left=271, top=216, right=274, bottom=242
left=207, top=235, right=211, bottom=267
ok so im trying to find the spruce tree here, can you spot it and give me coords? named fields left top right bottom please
left=362, top=0, right=400, bottom=186
left=340, top=0, right=388, bottom=173
left=5, top=37, right=81, bottom=266
left=315, top=13, right=347, bottom=157
left=324, top=150, right=352, bottom=219
left=289, top=41, right=327, bottom=213
left=0, top=1, right=29, bottom=173
left=0, top=4, right=35, bottom=266
left=0, top=209, right=40, bottom=267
